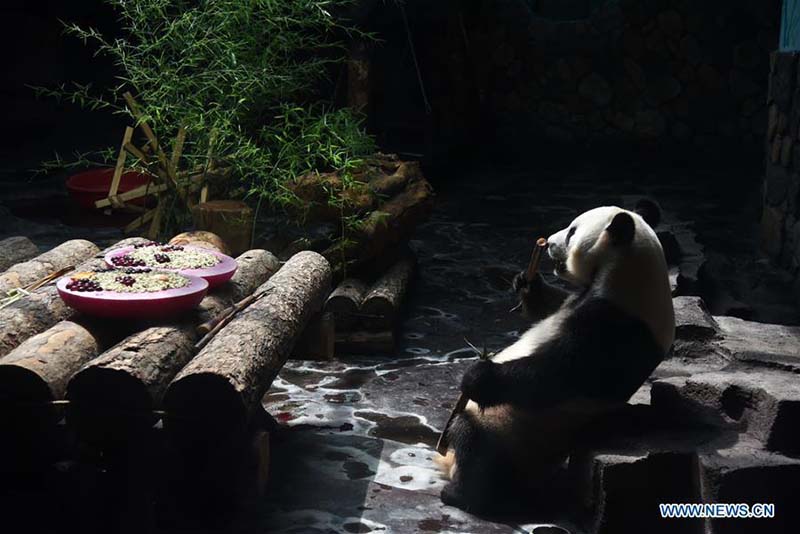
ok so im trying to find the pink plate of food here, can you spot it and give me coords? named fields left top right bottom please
left=57, top=269, right=209, bottom=319
left=104, top=243, right=237, bottom=289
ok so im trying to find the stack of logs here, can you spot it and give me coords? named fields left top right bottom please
left=323, top=253, right=416, bottom=356
left=0, top=233, right=331, bottom=506
left=287, top=154, right=434, bottom=273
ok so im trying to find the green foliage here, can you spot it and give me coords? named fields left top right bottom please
left=36, top=0, right=376, bottom=237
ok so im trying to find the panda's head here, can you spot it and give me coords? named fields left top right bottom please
left=546, top=200, right=663, bottom=287
left=546, top=200, right=674, bottom=352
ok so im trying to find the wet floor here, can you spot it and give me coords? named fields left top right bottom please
left=255, top=162, right=798, bottom=533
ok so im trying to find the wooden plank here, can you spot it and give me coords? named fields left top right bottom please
left=109, top=126, right=134, bottom=199
left=94, top=182, right=166, bottom=209
left=123, top=142, right=150, bottom=163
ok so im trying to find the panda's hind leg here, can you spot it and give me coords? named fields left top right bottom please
left=440, top=412, right=516, bottom=516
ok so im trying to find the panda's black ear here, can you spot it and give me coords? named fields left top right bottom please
left=634, top=198, right=661, bottom=228
left=606, top=212, right=635, bottom=246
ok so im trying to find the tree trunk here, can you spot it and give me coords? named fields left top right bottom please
left=164, top=251, right=331, bottom=439
left=0, top=319, right=134, bottom=428
left=360, top=256, right=415, bottom=330
left=0, top=236, right=39, bottom=272
left=325, top=278, right=368, bottom=330
left=191, top=201, right=254, bottom=256
left=65, top=250, right=279, bottom=439
left=0, top=238, right=151, bottom=358
left=0, top=239, right=99, bottom=295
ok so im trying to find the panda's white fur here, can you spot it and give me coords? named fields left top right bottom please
left=494, top=206, right=674, bottom=364
left=437, top=204, right=675, bottom=514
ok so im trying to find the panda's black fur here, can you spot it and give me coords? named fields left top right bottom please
left=438, top=201, right=674, bottom=516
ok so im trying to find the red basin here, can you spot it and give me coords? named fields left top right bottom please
left=57, top=274, right=208, bottom=319
left=104, top=246, right=238, bottom=289
left=66, top=168, right=153, bottom=209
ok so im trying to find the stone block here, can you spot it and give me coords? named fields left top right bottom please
left=767, top=103, right=778, bottom=141
left=673, top=297, right=719, bottom=341
left=697, top=439, right=800, bottom=534
left=652, top=370, right=800, bottom=455
left=765, top=165, right=790, bottom=205
left=571, top=451, right=702, bottom=534
left=770, top=52, right=798, bottom=112
left=771, top=135, right=782, bottom=164
left=781, top=136, right=794, bottom=167
left=715, top=316, right=800, bottom=374
left=760, top=204, right=785, bottom=257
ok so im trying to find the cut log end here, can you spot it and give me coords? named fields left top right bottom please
left=360, top=256, right=416, bottom=331
left=66, top=366, right=154, bottom=439
left=0, top=365, right=57, bottom=425
left=325, top=278, right=368, bottom=330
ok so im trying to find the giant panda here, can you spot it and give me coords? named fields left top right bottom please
left=437, top=201, right=675, bottom=515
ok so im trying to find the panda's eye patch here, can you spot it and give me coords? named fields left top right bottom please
left=566, top=227, right=576, bottom=244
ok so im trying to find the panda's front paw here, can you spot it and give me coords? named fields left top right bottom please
left=511, top=271, right=527, bottom=293
left=460, top=360, right=502, bottom=408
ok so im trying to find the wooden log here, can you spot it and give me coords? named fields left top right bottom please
left=164, top=251, right=331, bottom=437
left=65, top=250, right=279, bottom=438
left=0, top=237, right=150, bottom=358
left=0, top=239, right=99, bottom=295
left=0, top=236, right=233, bottom=426
left=360, top=256, right=416, bottom=330
left=191, top=200, right=254, bottom=256
left=0, top=319, right=135, bottom=427
left=292, top=312, right=335, bottom=361
left=0, top=236, right=39, bottom=272
left=325, top=278, right=368, bottom=330
left=335, top=330, right=395, bottom=355
left=169, top=230, right=230, bottom=255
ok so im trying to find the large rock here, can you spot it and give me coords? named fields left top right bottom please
left=674, top=297, right=719, bottom=342
left=652, top=370, right=800, bottom=455
left=697, top=437, right=800, bottom=534
left=670, top=223, right=706, bottom=296
left=770, top=52, right=798, bottom=113
left=714, top=316, right=800, bottom=373
left=570, top=451, right=701, bottom=534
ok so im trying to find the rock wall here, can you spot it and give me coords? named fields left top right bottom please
left=762, top=51, right=800, bottom=304
left=411, top=0, right=780, bottom=156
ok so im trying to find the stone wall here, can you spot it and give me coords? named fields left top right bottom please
left=398, top=0, right=781, bottom=157
left=762, top=51, right=800, bottom=302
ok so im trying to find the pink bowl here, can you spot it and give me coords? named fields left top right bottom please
left=104, top=246, right=238, bottom=289
left=57, top=274, right=208, bottom=319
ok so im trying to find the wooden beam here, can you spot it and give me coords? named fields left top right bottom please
left=94, top=182, right=166, bottom=209
left=109, top=127, right=134, bottom=200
